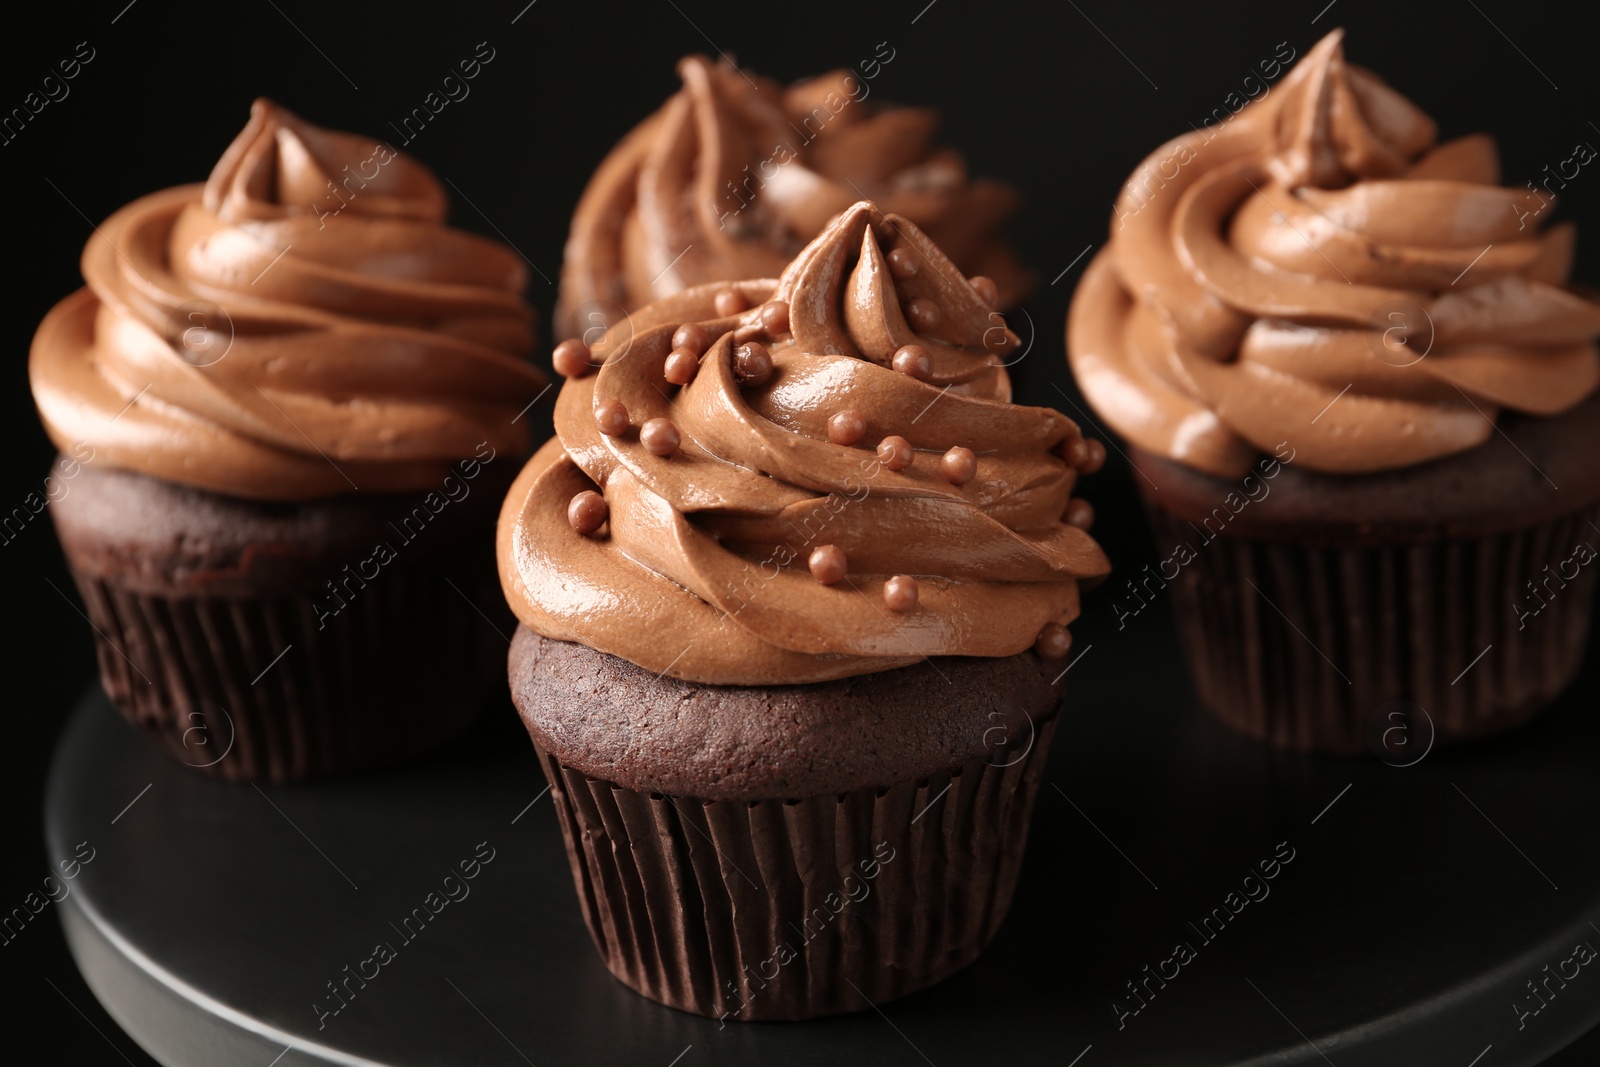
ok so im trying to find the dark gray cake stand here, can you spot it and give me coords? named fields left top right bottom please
left=45, top=599, right=1600, bottom=1066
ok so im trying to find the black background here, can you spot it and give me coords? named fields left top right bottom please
left=3, top=0, right=1598, bottom=1062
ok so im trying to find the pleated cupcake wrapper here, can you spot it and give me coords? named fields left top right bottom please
left=534, top=714, right=1057, bottom=1021
left=66, top=553, right=506, bottom=782
left=1144, top=502, right=1600, bottom=752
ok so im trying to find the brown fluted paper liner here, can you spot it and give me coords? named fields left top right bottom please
left=534, top=715, right=1056, bottom=1021
left=1145, top=503, right=1600, bottom=752
left=65, top=554, right=505, bottom=782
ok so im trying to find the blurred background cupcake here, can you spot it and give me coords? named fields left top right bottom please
left=1067, top=30, right=1600, bottom=752
left=555, top=54, right=1030, bottom=341
left=30, top=100, right=545, bottom=782
left=500, top=202, right=1108, bottom=1019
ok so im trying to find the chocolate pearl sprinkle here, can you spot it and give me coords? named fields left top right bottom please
left=808, top=545, right=848, bottom=585
left=905, top=298, right=940, bottom=333
left=892, top=344, right=932, bottom=381
left=969, top=275, right=999, bottom=307
left=552, top=338, right=591, bottom=378
left=941, top=446, right=977, bottom=485
left=672, top=323, right=711, bottom=354
left=1080, top=438, right=1108, bottom=475
left=1064, top=498, right=1095, bottom=530
left=664, top=348, right=699, bottom=386
left=640, top=418, right=681, bottom=457
left=877, top=435, right=914, bottom=471
left=594, top=399, right=629, bottom=437
left=567, top=490, right=608, bottom=535
left=884, top=575, right=918, bottom=612
left=887, top=247, right=919, bottom=279
left=733, top=342, right=773, bottom=387
left=1061, top=437, right=1089, bottom=468
left=759, top=300, right=790, bottom=337
left=1034, top=623, right=1072, bottom=660
left=714, top=289, right=749, bottom=317
left=828, top=409, right=867, bottom=446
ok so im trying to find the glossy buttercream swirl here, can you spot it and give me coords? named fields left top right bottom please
left=30, top=99, right=543, bottom=500
left=502, top=202, right=1109, bottom=684
left=1069, top=30, right=1600, bottom=477
left=556, top=55, right=1029, bottom=341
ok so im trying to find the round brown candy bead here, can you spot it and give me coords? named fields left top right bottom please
left=1061, top=437, right=1089, bottom=468
left=1064, top=498, right=1095, bottom=529
left=640, top=418, right=681, bottom=457
left=1080, top=438, right=1107, bottom=475
left=733, top=342, right=773, bottom=387
left=892, top=344, right=932, bottom=381
left=877, top=435, right=914, bottom=471
left=714, top=289, right=749, bottom=317
left=808, top=545, right=848, bottom=585
left=828, top=409, right=867, bottom=446
left=905, top=299, right=940, bottom=333
left=567, top=490, right=608, bottom=535
left=672, top=323, right=711, bottom=354
left=1035, top=623, right=1073, bottom=660
left=969, top=275, right=999, bottom=307
left=759, top=300, right=790, bottom=337
left=886, top=247, right=919, bottom=279
left=594, top=399, right=630, bottom=436
left=664, top=348, right=699, bottom=386
left=941, top=446, right=977, bottom=485
left=552, top=338, right=591, bottom=378
left=884, top=575, right=919, bottom=612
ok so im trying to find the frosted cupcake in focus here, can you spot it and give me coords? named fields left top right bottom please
left=502, top=201, right=1108, bottom=1019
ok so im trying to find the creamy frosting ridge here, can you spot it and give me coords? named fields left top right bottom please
left=556, top=55, right=1029, bottom=341
left=503, top=202, right=1109, bottom=684
left=31, top=99, right=543, bottom=500
left=1068, top=30, right=1600, bottom=477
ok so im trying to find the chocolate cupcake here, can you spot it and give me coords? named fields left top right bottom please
left=30, top=100, right=545, bottom=781
left=556, top=54, right=1029, bottom=341
left=501, top=202, right=1108, bottom=1019
left=1067, top=30, right=1600, bottom=752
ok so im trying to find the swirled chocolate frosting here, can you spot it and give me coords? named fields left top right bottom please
left=1068, top=30, right=1600, bottom=477
left=31, top=99, right=543, bottom=500
left=502, top=202, right=1109, bottom=684
left=556, top=55, right=1029, bottom=341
